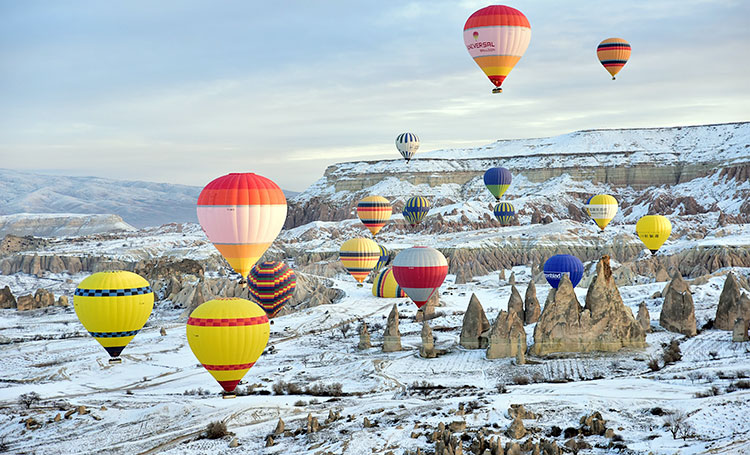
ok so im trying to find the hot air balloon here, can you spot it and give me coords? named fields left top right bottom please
left=493, top=202, right=515, bottom=226
left=339, top=238, right=381, bottom=283
left=392, top=246, right=448, bottom=308
left=372, top=267, right=407, bottom=298
left=463, top=5, right=531, bottom=93
left=186, top=298, right=269, bottom=396
left=636, top=215, right=672, bottom=254
left=597, top=38, right=631, bottom=80
left=74, top=271, right=154, bottom=363
left=484, top=167, right=512, bottom=200
left=403, top=196, right=430, bottom=227
left=357, top=196, right=392, bottom=236
left=247, top=261, right=297, bottom=318
left=375, top=244, right=390, bottom=272
left=584, top=195, right=593, bottom=217
left=586, top=194, right=618, bottom=231
left=396, top=133, right=420, bottom=162
left=197, top=173, right=287, bottom=285
left=543, top=255, right=584, bottom=288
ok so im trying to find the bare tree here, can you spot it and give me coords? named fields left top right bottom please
left=664, top=411, right=690, bottom=439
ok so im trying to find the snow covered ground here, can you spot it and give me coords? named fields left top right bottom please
left=1, top=264, right=749, bottom=454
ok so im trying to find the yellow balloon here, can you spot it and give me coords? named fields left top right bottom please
left=636, top=215, right=672, bottom=254
left=587, top=194, right=618, bottom=230
left=74, top=271, right=154, bottom=360
left=339, top=237, right=381, bottom=283
left=186, top=298, right=269, bottom=393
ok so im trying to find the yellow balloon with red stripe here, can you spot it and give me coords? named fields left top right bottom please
left=74, top=271, right=154, bottom=360
left=356, top=196, right=392, bottom=236
left=597, top=38, right=631, bottom=80
left=339, top=237, right=380, bottom=283
left=186, top=298, right=270, bottom=393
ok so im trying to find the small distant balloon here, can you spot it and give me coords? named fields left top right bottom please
left=597, top=38, right=631, bottom=80
left=396, top=133, right=420, bottom=162
left=636, top=215, right=672, bottom=254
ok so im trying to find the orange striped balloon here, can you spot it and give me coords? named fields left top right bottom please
left=597, top=38, right=631, bottom=79
left=463, top=5, right=531, bottom=94
left=357, top=196, right=392, bottom=236
left=339, top=238, right=380, bottom=283
left=197, top=173, right=287, bottom=282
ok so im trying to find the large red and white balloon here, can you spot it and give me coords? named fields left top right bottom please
left=392, top=247, right=448, bottom=308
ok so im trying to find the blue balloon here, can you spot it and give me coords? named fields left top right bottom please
left=483, top=167, right=512, bottom=200
left=493, top=202, right=515, bottom=226
left=543, top=254, right=584, bottom=288
left=376, top=244, right=390, bottom=271
left=403, top=196, right=430, bottom=227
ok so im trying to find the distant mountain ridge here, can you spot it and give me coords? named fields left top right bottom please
left=0, top=169, right=299, bottom=228
left=0, top=213, right=135, bottom=238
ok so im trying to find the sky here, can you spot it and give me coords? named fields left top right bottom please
left=1, top=0, right=749, bottom=192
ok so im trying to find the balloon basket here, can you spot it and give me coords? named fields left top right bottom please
left=109, top=357, right=122, bottom=364
left=492, top=87, right=503, bottom=94
left=357, top=283, right=364, bottom=288
left=222, top=393, right=237, bottom=400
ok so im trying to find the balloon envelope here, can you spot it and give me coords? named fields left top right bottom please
left=339, top=238, right=381, bottom=283
left=357, top=196, right=392, bottom=236
left=493, top=202, right=515, bottom=226
left=372, top=267, right=406, bottom=298
left=636, top=215, right=672, bottom=254
left=396, top=133, right=420, bottom=162
left=597, top=38, right=631, bottom=79
left=484, top=167, right=512, bottom=200
left=186, top=298, right=269, bottom=393
left=586, top=194, right=618, bottom=230
left=403, top=196, right=430, bottom=227
left=74, top=271, right=154, bottom=359
left=464, top=5, right=531, bottom=93
left=543, top=255, right=584, bottom=288
left=392, top=246, right=448, bottom=308
left=375, top=244, right=390, bottom=271
left=247, top=261, right=296, bottom=318
left=197, top=173, right=287, bottom=280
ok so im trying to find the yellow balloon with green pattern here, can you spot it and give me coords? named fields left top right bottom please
left=73, top=271, right=154, bottom=360
left=186, top=298, right=270, bottom=393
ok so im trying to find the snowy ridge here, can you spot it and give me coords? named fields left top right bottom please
left=0, top=213, right=136, bottom=238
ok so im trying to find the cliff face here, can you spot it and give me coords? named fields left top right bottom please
left=286, top=122, right=750, bottom=229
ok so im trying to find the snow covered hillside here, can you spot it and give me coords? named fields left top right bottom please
left=0, top=213, right=136, bottom=238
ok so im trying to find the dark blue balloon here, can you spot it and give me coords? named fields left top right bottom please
left=543, top=254, right=584, bottom=288
left=483, top=167, right=512, bottom=199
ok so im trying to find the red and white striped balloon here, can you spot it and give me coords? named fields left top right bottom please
left=391, top=247, right=448, bottom=308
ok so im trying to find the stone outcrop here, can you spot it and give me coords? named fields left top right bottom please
left=655, top=265, right=670, bottom=282
left=515, top=335, right=526, bottom=365
left=637, top=302, right=651, bottom=333
left=0, top=234, right=49, bottom=255
left=660, top=272, right=697, bottom=336
left=506, top=414, right=526, bottom=439
left=460, top=294, right=490, bottom=349
left=455, top=267, right=472, bottom=285
left=506, top=285, right=524, bottom=323
left=715, top=273, right=750, bottom=331
left=358, top=322, right=371, bottom=349
left=382, top=304, right=402, bottom=352
left=486, top=310, right=526, bottom=359
left=15, top=288, right=61, bottom=311
left=0, top=286, right=16, bottom=309
left=733, top=317, right=749, bottom=342
left=509, top=272, right=516, bottom=285
left=530, top=256, right=645, bottom=355
left=416, top=293, right=438, bottom=322
left=524, top=281, right=540, bottom=325
left=420, top=322, right=436, bottom=358
left=499, top=269, right=506, bottom=281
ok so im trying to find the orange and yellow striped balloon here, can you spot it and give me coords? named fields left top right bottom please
left=463, top=5, right=531, bottom=93
left=186, top=298, right=270, bottom=393
left=339, top=238, right=380, bottom=283
left=197, top=173, right=287, bottom=283
left=597, top=38, right=631, bottom=79
left=356, top=196, right=392, bottom=236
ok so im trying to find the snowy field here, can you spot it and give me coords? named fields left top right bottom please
left=1, top=265, right=749, bottom=455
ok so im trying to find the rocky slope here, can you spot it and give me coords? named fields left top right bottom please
left=0, top=213, right=136, bottom=237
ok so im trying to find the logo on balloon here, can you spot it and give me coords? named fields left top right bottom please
left=473, top=31, right=479, bottom=41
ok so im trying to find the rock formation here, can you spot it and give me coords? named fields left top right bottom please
left=455, top=267, right=472, bottom=285
left=715, top=273, right=750, bottom=331
left=486, top=310, right=526, bottom=359
left=358, top=322, right=371, bottom=349
left=637, top=302, right=651, bottom=333
left=382, top=304, right=402, bottom=352
left=524, top=281, right=540, bottom=325
left=733, top=317, right=749, bottom=342
left=515, top=335, right=526, bottom=365
left=416, top=293, right=438, bottom=322
left=15, top=288, right=60, bottom=311
left=660, top=272, right=697, bottom=336
left=506, top=285, right=524, bottom=323
left=499, top=269, right=506, bottom=281
left=509, top=272, right=516, bottom=285
left=0, top=286, right=16, bottom=309
left=459, top=294, right=490, bottom=349
left=530, top=256, right=645, bottom=355
left=420, top=322, right=436, bottom=358
left=506, top=414, right=526, bottom=439
left=655, top=265, right=670, bottom=282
